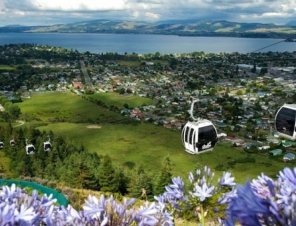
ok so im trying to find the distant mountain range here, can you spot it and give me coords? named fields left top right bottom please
left=1, top=19, right=296, bottom=39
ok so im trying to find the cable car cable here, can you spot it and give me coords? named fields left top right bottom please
left=250, top=35, right=296, bottom=53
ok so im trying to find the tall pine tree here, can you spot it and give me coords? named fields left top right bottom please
left=153, top=156, right=172, bottom=195
left=98, top=155, right=118, bottom=193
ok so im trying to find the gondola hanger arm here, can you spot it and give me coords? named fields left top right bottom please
left=189, top=98, right=201, bottom=121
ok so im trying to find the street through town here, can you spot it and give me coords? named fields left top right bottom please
left=80, top=60, right=94, bottom=91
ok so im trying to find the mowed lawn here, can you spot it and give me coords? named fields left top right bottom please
left=15, top=91, right=288, bottom=183
left=89, top=93, right=156, bottom=108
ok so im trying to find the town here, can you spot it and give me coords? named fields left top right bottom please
left=0, top=43, right=296, bottom=158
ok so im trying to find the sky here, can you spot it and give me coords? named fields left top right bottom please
left=0, top=0, right=295, bottom=26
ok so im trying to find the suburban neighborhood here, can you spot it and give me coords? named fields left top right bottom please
left=1, top=43, right=296, bottom=161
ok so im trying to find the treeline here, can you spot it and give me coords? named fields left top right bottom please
left=0, top=125, right=172, bottom=201
left=0, top=96, right=21, bottom=121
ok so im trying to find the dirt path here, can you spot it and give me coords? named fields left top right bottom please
left=13, top=120, right=25, bottom=127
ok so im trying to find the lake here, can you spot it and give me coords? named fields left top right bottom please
left=0, top=33, right=295, bottom=54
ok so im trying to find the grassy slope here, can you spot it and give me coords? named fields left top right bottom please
left=0, top=65, right=15, bottom=71
left=16, top=91, right=287, bottom=183
left=17, top=92, right=122, bottom=122
left=36, top=122, right=287, bottom=183
left=89, top=92, right=156, bottom=108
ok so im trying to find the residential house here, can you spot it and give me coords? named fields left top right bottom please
left=269, top=149, right=282, bottom=156
left=283, top=152, right=295, bottom=162
left=130, top=108, right=144, bottom=119
left=73, top=82, right=83, bottom=89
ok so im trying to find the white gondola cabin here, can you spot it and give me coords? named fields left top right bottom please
left=25, top=139, right=35, bottom=155
left=275, top=104, right=296, bottom=141
left=181, top=99, right=221, bottom=154
left=43, top=137, right=52, bottom=151
left=10, top=139, right=15, bottom=146
left=0, top=141, right=4, bottom=149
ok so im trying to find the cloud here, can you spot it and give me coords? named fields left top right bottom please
left=6, top=0, right=126, bottom=11
left=0, top=0, right=295, bottom=26
left=145, top=12, right=160, bottom=20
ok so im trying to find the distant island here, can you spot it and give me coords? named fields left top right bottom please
left=1, top=19, right=296, bottom=39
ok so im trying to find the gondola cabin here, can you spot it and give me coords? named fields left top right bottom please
left=275, top=104, right=296, bottom=141
left=0, top=141, right=4, bottom=149
left=10, top=140, right=15, bottom=146
left=26, top=144, right=35, bottom=155
left=182, top=120, right=218, bottom=154
left=43, top=141, right=52, bottom=151
left=25, top=139, right=35, bottom=155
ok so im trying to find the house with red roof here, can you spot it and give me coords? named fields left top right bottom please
left=73, top=82, right=83, bottom=89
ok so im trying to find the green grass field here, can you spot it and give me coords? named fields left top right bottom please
left=89, top=92, right=156, bottom=108
left=14, top=91, right=288, bottom=183
left=35, top=122, right=287, bottom=183
left=0, top=65, right=15, bottom=71
left=16, top=92, right=122, bottom=122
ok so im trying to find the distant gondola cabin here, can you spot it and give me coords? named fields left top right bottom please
left=43, top=141, right=52, bottom=151
left=26, top=144, right=35, bottom=154
left=25, top=139, right=35, bottom=154
left=10, top=140, right=15, bottom=146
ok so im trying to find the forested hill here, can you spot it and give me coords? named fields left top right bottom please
left=1, top=19, right=296, bottom=39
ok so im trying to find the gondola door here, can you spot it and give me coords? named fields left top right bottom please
left=183, top=124, right=198, bottom=154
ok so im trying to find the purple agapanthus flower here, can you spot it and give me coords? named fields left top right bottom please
left=251, top=173, right=275, bottom=199
left=3, top=166, right=296, bottom=226
left=278, top=167, right=296, bottom=186
left=219, top=172, right=236, bottom=187
left=163, top=176, right=187, bottom=201
left=190, top=183, right=215, bottom=202
left=225, top=181, right=273, bottom=226
left=0, top=202, right=16, bottom=225
left=83, top=194, right=106, bottom=220
left=218, top=187, right=237, bottom=205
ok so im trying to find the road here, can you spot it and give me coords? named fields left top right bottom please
left=80, top=60, right=94, bottom=91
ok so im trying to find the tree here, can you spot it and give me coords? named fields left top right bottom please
left=153, top=157, right=172, bottom=195
left=79, top=162, right=98, bottom=190
left=115, top=165, right=129, bottom=195
left=260, top=67, right=268, bottom=75
left=251, top=63, right=256, bottom=73
left=236, top=90, right=243, bottom=96
left=98, top=155, right=118, bottom=192
left=118, top=88, right=125, bottom=94
left=128, top=165, right=154, bottom=200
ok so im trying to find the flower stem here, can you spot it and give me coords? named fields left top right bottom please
left=201, top=205, right=205, bottom=226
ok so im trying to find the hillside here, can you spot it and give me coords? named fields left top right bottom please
left=1, top=19, right=296, bottom=38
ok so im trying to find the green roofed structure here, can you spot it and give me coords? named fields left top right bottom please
left=0, top=179, right=68, bottom=207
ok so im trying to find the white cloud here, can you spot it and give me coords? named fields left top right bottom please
left=0, top=0, right=295, bottom=26
left=131, top=11, right=140, bottom=18
left=30, top=0, right=126, bottom=11
left=145, top=12, right=160, bottom=20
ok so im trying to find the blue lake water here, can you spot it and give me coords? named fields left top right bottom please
left=0, top=33, right=295, bottom=54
